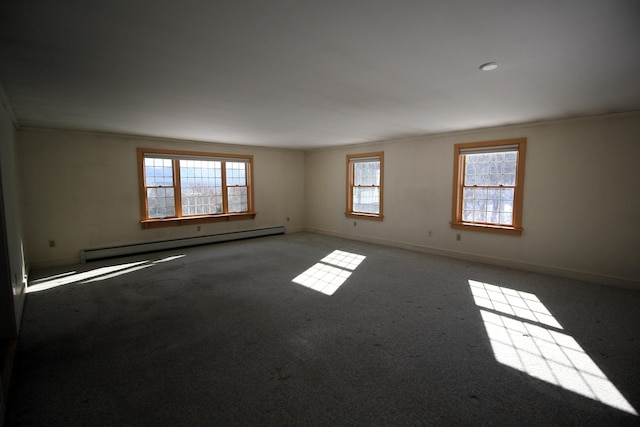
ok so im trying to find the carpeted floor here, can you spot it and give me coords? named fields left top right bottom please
left=6, top=232, right=640, bottom=426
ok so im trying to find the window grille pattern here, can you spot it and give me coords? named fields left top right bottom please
left=353, top=161, right=381, bottom=214
left=226, top=162, right=248, bottom=212
left=144, top=158, right=175, bottom=218
left=462, top=152, right=518, bottom=226
left=180, top=160, right=223, bottom=215
left=139, top=149, right=253, bottom=226
left=346, top=152, right=383, bottom=220
left=451, top=138, right=525, bottom=235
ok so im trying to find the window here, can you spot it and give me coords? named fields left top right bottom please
left=346, top=152, right=384, bottom=220
left=451, top=139, right=526, bottom=235
left=138, top=148, right=255, bottom=228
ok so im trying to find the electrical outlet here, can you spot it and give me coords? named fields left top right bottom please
left=428, top=230, right=433, bottom=238
left=287, top=217, right=290, bottom=222
left=353, top=221, right=357, bottom=227
left=456, top=233, right=461, bottom=241
left=49, top=240, right=56, bottom=248
left=197, top=225, right=201, bottom=231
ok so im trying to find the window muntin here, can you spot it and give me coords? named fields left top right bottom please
left=452, top=139, right=526, bottom=235
left=138, top=148, right=254, bottom=228
left=346, top=152, right=384, bottom=220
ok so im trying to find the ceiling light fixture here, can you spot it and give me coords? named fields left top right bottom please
left=479, top=62, right=498, bottom=71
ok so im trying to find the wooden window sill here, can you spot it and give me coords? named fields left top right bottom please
left=345, top=212, right=384, bottom=221
left=141, top=212, right=256, bottom=229
left=450, top=221, right=522, bottom=236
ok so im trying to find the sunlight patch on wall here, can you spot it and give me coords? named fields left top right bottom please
left=27, top=254, right=186, bottom=293
left=469, top=280, right=637, bottom=416
left=292, top=250, right=366, bottom=296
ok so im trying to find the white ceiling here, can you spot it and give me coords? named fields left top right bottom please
left=1, top=1, right=639, bottom=149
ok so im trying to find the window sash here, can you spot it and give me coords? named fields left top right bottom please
left=139, top=149, right=254, bottom=225
left=144, top=159, right=250, bottom=217
left=346, top=152, right=384, bottom=219
left=352, top=186, right=381, bottom=214
left=460, top=184, right=516, bottom=226
left=178, top=159, right=224, bottom=217
left=451, top=139, right=526, bottom=235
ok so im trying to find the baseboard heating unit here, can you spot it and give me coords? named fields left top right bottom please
left=80, top=226, right=285, bottom=262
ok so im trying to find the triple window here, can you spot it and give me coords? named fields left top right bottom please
left=138, top=148, right=254, bottom=228
left=346, top=152, right=384, bottom=220
left=451, top=139, right=526, bottom=235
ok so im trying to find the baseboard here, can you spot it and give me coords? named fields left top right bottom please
left=284, top=225, right=305, bottom=234
left=304, top=227, right=640, bottom=290
left=80, top=226, right=285, bottom=262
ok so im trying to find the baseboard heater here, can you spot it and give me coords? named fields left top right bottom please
left=80, top=226, right=285, bottom=262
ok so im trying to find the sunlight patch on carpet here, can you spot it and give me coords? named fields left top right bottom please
left=293, top=250, right=365, bottom=296
left=27, top=254, right=186, bottom=293
left=469, top=280, right=637, bottom=416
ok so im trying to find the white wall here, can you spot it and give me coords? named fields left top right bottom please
left=305, top=113, right=640, bottom=287
left=16, top=113, right=640, bottom=285
left=18, top=129, right=306, bottom=268
left=0, top=99, right=26, bottom=336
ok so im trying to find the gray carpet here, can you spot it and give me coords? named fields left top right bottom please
left=6, top=232, right=640, bottom=426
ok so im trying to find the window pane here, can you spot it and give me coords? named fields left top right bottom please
left=486, top=199, right=500, bottom=224
left=460, top=181, right=515, bottom=226
left=464, top=152, right=518, bottom=187
left=354, top=161, right=380, bottom=186
left=144, top=158, right=175, bottom=218
left=501, top=187, right=514, bottom=200
left=228, top=186, right=248, bottom=213
left=503, top=174, right=516, bottom=186
left=504, top=161, right=516, bottom=174
left=145, top=157, right=174, bottom=187
left=226, top=162, right=247, bottom=186
left=463, top=199, right=474, bottom=210
left=147, top=188, right=175, bottom=219
left=488, top=188, right=500, bottom=199
left=353, top=187, right=380, bottom=214
left=463, top=187, right=475, bottom=199
left=473, top=210, right=486, bottom=223
left=476, top=160, right=489, bottom=175
left=462, top=151, right=519, bottom=224
left=500, top=212, right=513, bottom=224
left=142, top=152, right=253, bottom=223
left=505, top=152, right=517, bottom=161
left=455, top=142, right=523, bottom=230
left=477, top=174, right=490, bottom=186
left=180, top=160, right=223, bottom=216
